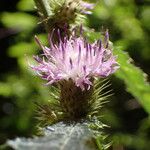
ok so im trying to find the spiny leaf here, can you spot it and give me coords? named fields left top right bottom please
left=88, top=117, right=110, bottom=150
left=7, top=122, right=98, bottom=150
left=114, top=47, right=150, bottom=114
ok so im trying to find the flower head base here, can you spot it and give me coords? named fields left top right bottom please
left=31, top=29, right=119, bottom=90
left=35, top=0, right=94, bottom=32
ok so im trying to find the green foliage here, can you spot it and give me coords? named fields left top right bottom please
left=88, top=0, right=150, bottom=61
left=0, top=83, right=12, bottom=97
left=0, top=0, right=150, bottom=150
left=114, top=48, right=150, bottom=114
left=8, top=42, right=36, bottom=58
left=112, top=132, right=150, bottom=150
left=1, top=12, right=37, bottom=31
left=7, top=34, right=47, bottom=58
left=17, top=0, right=34, bottom=11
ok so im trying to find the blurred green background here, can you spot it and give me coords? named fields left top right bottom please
left=0, top=0, right=150, bottom=149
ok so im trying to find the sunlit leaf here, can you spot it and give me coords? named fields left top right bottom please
left=114, top=48, right=150, bottom=114
left=0, top=83, right=12, bottom=97
left=141, top=6, right=150, bottom=30
left=8, top=42, right=36, bottom=58
left=7, top=122, right=98, bottom=150
left=1, top=12, right=37, bottom=31
left=17, top=0, right=34, bottom=11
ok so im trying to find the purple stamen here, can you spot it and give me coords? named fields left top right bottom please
left=69, top=58, right=73, bottom=69
left=31, top=28, right=119, bottom=90
left=104, top=29, right=109, bottom=48
left=78, top=44, right=81, bottom=64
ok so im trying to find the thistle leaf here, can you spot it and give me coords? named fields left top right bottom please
left=114, top=48, right=150, bottom=114
left=7, top=122, right=99, bottom=150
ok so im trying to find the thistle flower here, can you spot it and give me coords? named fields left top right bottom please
left=31, top=28, right=119, bottom=119
left=34, top=0, right=94, bottom=32
left=31, top=30, right=119, bottom=91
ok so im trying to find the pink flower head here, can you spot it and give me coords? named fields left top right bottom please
left=31, top=29, right=119, bottom=90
